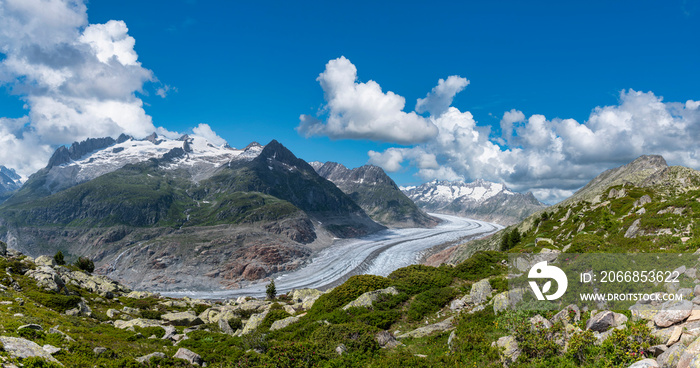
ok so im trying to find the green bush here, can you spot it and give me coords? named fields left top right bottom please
left=311, top=275, right=391, bottom=315
left=134, top=326, right=165, bottom=338
left=388, top=264, right=452, bottom=295
left=193, top=303, right=209, bottom=315
left=26, top=291, right=81, bottom=313
left=20, top=357, right=63, bottom=368
left=75, top=257, right=94, bottom=273
left=260, top=309, right=291, bottom=330
left=139, top=309, right=163, bottom=320
left=310, top=322, right=380, bottom=355
left=407, top=287, right=457, bottom=322
left=53, top=251, right=65, bottom=265
left=228, top=317, right=243, bottom=331
left=453, top=251, right=507, bottom=281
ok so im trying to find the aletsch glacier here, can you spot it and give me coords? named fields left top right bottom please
left=161, top=213, right=501, bottom=299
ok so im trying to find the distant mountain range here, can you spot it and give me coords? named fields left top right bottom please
left=0, top=135, right=384, bottom=291
left=401, top=179, right=546, bottom=225
left=310, top=161, right=439, bottom=228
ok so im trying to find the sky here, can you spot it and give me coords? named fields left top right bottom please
left=0, top=0, right=699, bottom=204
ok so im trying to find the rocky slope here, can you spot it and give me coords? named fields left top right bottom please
left=442, top=154, right=700, bottom=265
left=0, top=166, right=22, bottom=203
left=310, top=161, right=439, bottom=228
left=401, top=179, right=546, bottom=226
left=0, top=137, right=383, bottom=291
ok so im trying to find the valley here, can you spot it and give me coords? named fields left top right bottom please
left=160, top=213, right=501, bottom=299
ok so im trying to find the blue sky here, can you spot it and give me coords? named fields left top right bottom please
left=0, top=0, right=699, bottom=203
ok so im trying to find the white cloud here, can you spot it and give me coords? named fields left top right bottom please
left=368, top=89, right=700, bottom=203
left=415, top=75, right=469, bottom=116
left=192, top=123, right=226, bottom=145
left=297, top=56, right=438, bottom=144
left=0, top=0, right=159, bottom=176
left=156, top=84, right=177, bottom=98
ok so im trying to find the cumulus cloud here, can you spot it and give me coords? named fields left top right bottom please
left=297, top=56, right=438, bottom=144
left=192, top=123, right=226, bottom=145
left=415, top=75, right=469, bottom=116
left=0, top=0, right=157, bottom=176
left=368, top=89, right=700, bottom=203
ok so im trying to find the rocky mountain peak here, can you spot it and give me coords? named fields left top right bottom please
left=254, top=140, right=315, bottom=173
left=46, top=137, right=118, bottom=169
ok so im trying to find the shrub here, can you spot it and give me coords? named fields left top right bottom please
left=53, top=251, right=65, bottom=265
left=311, top=275, right=391, bottom=315
left=140, top=310, right=163, bottom=320
left=260, top=309, right=291, bottom=330
left=134, top=326, right=165, bottom=338
left=193, top=303, right=210, bottom=315
left=388, top=264, right=452, bottom=295
left=453, top=251, right=507, bottom=281
left=20, top=357, right=63, bottom=368
left=407, top=287, right=457, bottom=322
left=228, top=317, right=242, bottom=331
left=75, top=257, right=94, bottom=273
left=26, top=291, right=81, bottom=313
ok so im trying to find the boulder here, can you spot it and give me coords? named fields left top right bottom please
left=239, top=311, right=268, bottom=335
left=270, top=315, right=301, bottom=331
left=17, top=324, right=43, bottom=332
left=396, top=317, right=454, bottom=339
left=530, top=315, right=553, bottom=331
left=113, top=318, right=176, bottom=340
left=667, top=326, right=683, bottom=346
left=106, top=309, right=120, bottom=318
left=42, top=344, right=61, bottom=355
left=469, top=279, right=493, bottom=305
left=495, top=335, right=521, bottom=365
left=26, top=266, right=64, bottom=292
left=126, top=290, right=159, bottom=299
left=0, top=336, right=62, bottom=364
left=654, top=300, right=693, bottom=328
left=586, top=311, right=627, bottom=332
left=628, top=359, right=659, bottom=368
left=174, top=347, right=203, bottom=366
left=551, top=304, right=581, bottom=325
left=342, top=287, right=398, bottom=310
left=375, top=331, right=401, bottom=349
left=218, top=316, right=236, bottom=335
left=161, top=311, right=203, bottom=327
left=198, top=307, right=221, bottom=324
left=677, top=336, right=700, bottom=368
left=493, top=288, right=525, bottom=314
left=34, top=255, right=56, bottom=267
left=136, top=352, right=167, bottom=364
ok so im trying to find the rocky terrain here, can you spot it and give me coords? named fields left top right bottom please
left=401, top=179, right=546, bottom=226
left=0, top=136, right=383, bottom=291
left=0, top=166, right=22, bottom=203
left=439, top=155, right=700, bottom=265
left=310, top=161, right=439, bottom=228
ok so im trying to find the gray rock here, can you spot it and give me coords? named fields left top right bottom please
left=647, top=344, right=667, bottom=357
left=469, top=279, right=493, bottom=305
left=654, top=300, right=693, bottom=328
left=342, top=287, right=398, bottom=310
left=397, top=317, right=454, bottom=339
left=270, top=315, right=301, bottom=331
left=239, top=311, right=268, bottom=335
left=625, top=219, right=642, bottom=238
left=493, top=288, right=526, bottom=314
left=106, top=309, right=120, bottom=318
left=627, top=358, right=659, bottom=368
left=530, top=314, right=553, bottom=331
left=375, top=330, right=401, bottom=349
left=34, top=255, right=56, bottom=267
left=126, top=290, right=158, bottom=299
left=551, top=304, right=581, bottom=325
left=335, top=344, right=347, bottom=355
left=42, top=344, right=61, bottom=355
left=94, top=347, right=108, bottom=356
left=218, top=316, right=235, bottom=335
left=677, top=336, right=700, bottom=368
left=17, top=324, right=43, bottom=331
left=161, top=311, right=203, bottom=326
left=587, top=311, right=626, bottom=332
left=495, top=335, right=521, bottom=365
left=136, top=352, right=167, bottom=364
left=658, top=342, right=686, bottom=368
left=122, top=306, right=140, bottom=315
left=174, top=347, right=203, bottom=366
left=0, top=336, right=62, bottom=364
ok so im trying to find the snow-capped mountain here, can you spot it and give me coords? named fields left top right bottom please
left=0, top=165, right=22, bottom=201
left=401, top=179, right=546, bottom=225
left=39, top=133, right=263, bottom=195
left=310, top=161, right=439, bottom=228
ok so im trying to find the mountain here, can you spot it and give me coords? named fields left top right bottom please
left=0, top=165, right=22, bottom=202
left=309, top=161, right=439, bottom=228
left=440, top=154, right=700, bottom=265
left=401, top=179, right=546, bottom=226
left=0, top=136, right=383, bottom=291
